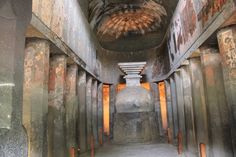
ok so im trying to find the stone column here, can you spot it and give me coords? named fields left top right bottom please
left=65, top=64, right=79, bottom=156
left=0, top=1, right=31, bottom=156
left=164, top=80, right=174, bottom=144
left=189, top=57, right=209, bottom=156
left=180, top=64, right=197, bottom=156
left=92, top=80, right=99, bottom=147
left=97, top=83, right=103, bottom=146
left=86, top=76, right=93, bottom=150
left=156, top=83, right=164, bottom=137
left=23, top=39, right=50, bottom=157
left=217, top=26, right=236, bottom=154
left=48, top=55, right=67, bottom=157
left=109, top=84, right=116, bottom=139
left=201, top=48, right=233, bottom=157
left=77, top=71, right=87, bottom=153
left=174, top=70, right=187, bottom=153
left=150, top=83, right=162, bottom=136
left=169, top=76, right=179, bottom=140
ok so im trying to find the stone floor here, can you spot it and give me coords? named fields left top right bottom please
left=81, top=143, right=180, bottom=157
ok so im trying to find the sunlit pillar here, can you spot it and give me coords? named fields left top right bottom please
left=48, top=55, right=67, bottom=157
left=217, top=26, right=236, bottom=154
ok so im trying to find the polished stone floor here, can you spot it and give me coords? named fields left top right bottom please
left=81, top=143, right=180, bottom=157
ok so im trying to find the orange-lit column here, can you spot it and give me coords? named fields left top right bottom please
left=103, top=85, right=110, bottom=137
left=155, top=83, right=164, bottom=136
left=158, top=82, right=168, bottom=131
left=77, top=71, right=87, bottom=153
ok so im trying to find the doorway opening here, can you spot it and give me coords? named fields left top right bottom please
left=103, top=85, right=110, bottom=136
left=158, top=82, right=168, bottom=130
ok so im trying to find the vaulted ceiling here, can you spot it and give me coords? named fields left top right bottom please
left=88, top=0, right=179, bottom=51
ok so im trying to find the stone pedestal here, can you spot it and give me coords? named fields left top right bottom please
left=113, top=112, right=159, bottom=144
left=114, top=62, right=159, bottom=144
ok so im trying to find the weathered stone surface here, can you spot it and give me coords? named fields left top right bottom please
left=0, top=1, right=31, bottom=156
left=169, top=76, right=178, bottom=140
left=77, top=71, right=87, bottom=153
left=116, top=86, right=154, bottom=113
left=189, top=57, right=210, bottom=156
left=48, top=55, right=67, bottom=157
left=86, top=76, right=93, bottom=150
left=97, top=83, right=103, bottom=146
left=180, top=65, right=197, bottom=156
left=164, top=80, right=174, bottom=144
left=217, top=26, right=236, bottom=155
left=65, top=64, right=79, bottom=156
left=201, top=48, right=233, bottom=157
left=174, top=71, right=187, bottom=152
left=23, top=39, right=50, bottom=157
left=109, top=85, right=116, bottom=139
left=113, top=112, right=159, bottom=144
left=92, top=80, right=99, bottom=147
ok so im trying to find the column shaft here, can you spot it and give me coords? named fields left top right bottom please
left=201, top=48, right=233, bottom=157
left=218, top=26, right=236, bottom=154
left=170, top=76, right=179, bottom=140
left=109, top=85, right=116, bottom=139
left=164, top=80, right=174, bottom=144
left=189, top=57, right=209, bottom=156
left=181, top=65, right=197, bottom=156
left=86, top=76, right=92, bottom=150
left=77, top=71, right=87, bottom=153
left=23, top=39, right=50, bottom=157
left=174, top=71, right=187, bottom=153
left=97, top=83, right=103, bottom=146
left=65, top=65, right=79, bottom=156
left=48, top=55, right=67, bottom=157
left=92, top=80, right=98, bottom=147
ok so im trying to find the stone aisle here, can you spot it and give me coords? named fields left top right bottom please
left=81, top=143, right=180, bottom=157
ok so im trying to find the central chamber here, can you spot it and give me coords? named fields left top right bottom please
left=113, top=62, right=159, bottom=144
